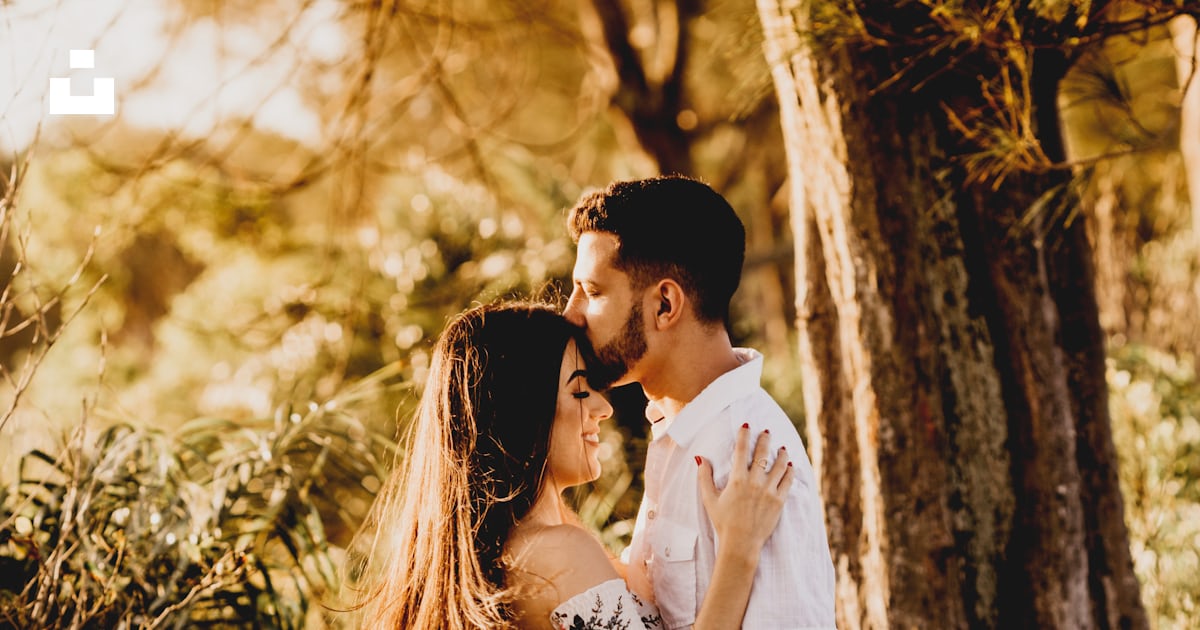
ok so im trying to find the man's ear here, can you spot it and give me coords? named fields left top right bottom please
left=652, top=280, right=685, bottom=329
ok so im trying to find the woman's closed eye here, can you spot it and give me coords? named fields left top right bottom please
left=568, top=369, right=590, bottom=399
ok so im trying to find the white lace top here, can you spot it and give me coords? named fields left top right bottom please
left=550, top=579, right=663, bottom=629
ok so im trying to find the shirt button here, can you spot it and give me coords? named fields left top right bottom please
left=664, top=546, right=671, bottom=558
left=647, top=509, right=657, bottom=520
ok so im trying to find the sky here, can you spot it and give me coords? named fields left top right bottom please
left=0, top=0, right=346, bottom=153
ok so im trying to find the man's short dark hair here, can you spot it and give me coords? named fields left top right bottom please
left=567, top=175, right=746, bottom=324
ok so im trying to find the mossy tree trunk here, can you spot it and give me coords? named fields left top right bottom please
left=757, top=1, right=1147, bottom=628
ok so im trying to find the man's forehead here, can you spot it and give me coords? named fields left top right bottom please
left=574, top=232, right=621, bottom=277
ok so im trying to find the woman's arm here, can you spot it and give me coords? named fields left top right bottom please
left=693, top=425, right=794, bottom=629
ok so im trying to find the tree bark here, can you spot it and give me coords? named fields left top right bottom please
left=757, top=1, right=1147, bottom=628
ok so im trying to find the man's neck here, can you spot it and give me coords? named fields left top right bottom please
left=640, top=332, right=742, bottom=419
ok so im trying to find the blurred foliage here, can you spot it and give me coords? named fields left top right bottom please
left=1061, top=18, right=1200, bottom=357
left=0, top=378, right=393, bottom=629
left=1109, top=344, right=1200, bottom=630
left=6, top=147, right=579, bottom=432
left=1063, top=20, right=1200, bottom=626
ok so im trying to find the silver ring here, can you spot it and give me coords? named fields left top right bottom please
left=755, top=458, right=769, bottom=470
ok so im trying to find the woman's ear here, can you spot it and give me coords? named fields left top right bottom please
left=653, top=280, right=685, bottom=329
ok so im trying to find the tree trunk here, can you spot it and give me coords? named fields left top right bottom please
left=583, top=0, right=699, bottom=175
left=757, top=1, right=1147, bottom=628
left=1170, top=15, right=1200, bottom=236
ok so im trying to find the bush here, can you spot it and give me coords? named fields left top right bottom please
left=1108, top=343, right=1200, bottom=629
left=0, top=380, right=393, bottom=629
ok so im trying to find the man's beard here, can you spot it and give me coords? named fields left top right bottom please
left=591, top=299, right=647, bottom=389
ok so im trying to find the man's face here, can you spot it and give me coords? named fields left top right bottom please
left=564, top=232, right=647, bottom=387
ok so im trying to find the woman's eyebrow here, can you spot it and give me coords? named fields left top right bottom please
left=567, top=369, right=587, bottom=384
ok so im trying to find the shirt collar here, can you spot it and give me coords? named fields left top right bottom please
left=645, top=348, right=764, bottom=445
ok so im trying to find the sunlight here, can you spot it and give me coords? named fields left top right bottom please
left=0, top=0, right=343, bottom=151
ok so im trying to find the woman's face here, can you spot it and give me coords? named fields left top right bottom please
left=546, top=339, right=614, bottom=488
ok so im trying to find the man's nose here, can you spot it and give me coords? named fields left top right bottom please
left=563, top=291, right=585, bottom=326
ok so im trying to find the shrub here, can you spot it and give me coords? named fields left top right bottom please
left=0, top=386, right=392, bottom=629
left=1108, top=343, right=1200, bottom=629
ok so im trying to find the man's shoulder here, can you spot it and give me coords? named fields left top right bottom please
left=686, top=390, right=805, bottom=467
left=724, top=388, right=802, bottom=438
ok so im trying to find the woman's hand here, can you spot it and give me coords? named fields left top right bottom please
left=697, top=424, right=794, bottom=557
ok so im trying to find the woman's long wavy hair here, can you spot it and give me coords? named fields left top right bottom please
left=346, top=301, right=597, bottom=629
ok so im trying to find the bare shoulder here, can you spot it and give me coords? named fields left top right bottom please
left=505, top=524, right=622, bottom=627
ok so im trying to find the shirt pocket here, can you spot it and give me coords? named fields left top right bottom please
left=649, top=521, right=698, bottom=628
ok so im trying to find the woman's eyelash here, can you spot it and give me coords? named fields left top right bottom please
left=572, top=391, right=590, bottom=399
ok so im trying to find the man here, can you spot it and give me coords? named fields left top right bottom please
left=563, top=175, right=836, bottom=629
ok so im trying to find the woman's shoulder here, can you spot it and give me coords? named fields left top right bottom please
left=507, top=523, right=616, bottom=582
left=505, top=524, right=623, bottom=627
left=509, top=522, right=599, bottom=547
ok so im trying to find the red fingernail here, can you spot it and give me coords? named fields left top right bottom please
left=788, top=462, right=793, bottom=467
left=694, top=455, right=702, bottom=466
left=741, top=423, right=749, bottom=429
left=781, top=446, right=787, bottom=451
left=764, top=429, right=770, bottom=434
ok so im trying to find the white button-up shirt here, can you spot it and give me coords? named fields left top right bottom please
left=622, top=349, right=836, bottom=629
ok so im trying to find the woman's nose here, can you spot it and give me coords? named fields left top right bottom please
left=592, top=395, right=614, bottom=421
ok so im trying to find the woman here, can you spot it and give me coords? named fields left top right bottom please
left=349, top=302, right=792, bottom=629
